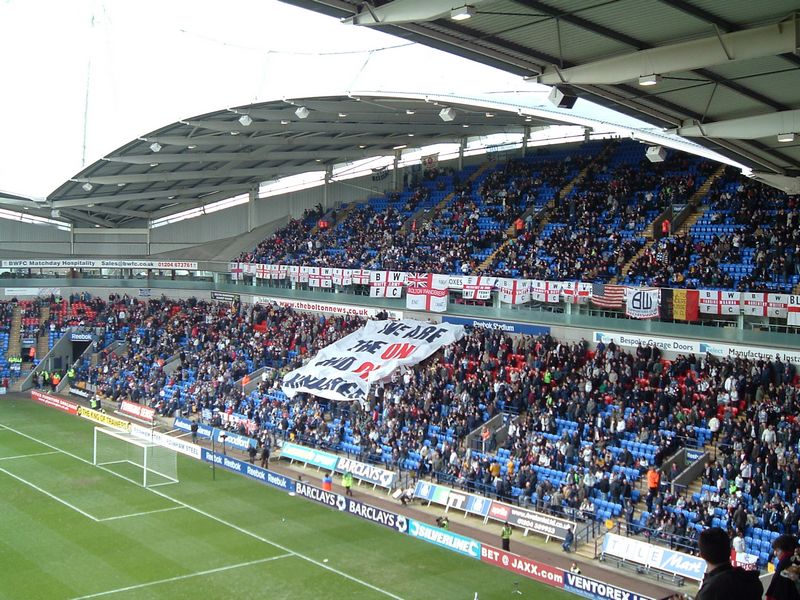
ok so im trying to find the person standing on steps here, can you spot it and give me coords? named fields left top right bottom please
left=501, top=522, right=512, bottom=551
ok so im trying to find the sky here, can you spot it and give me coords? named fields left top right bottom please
left=0, top=0, right=725, bottom=200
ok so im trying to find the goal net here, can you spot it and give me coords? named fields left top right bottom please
left=93, top=427, right=178, bottom=488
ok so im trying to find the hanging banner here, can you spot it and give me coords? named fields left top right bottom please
left=625, top=288, right=660, bottom=319
left=671, top=289, right=699, bottom=321
left=789, top=295, right=800, bottom=326
left=498, top=278, right=531, bottom=305
left=531, top=280, right=561, bottom=303
left=369, top=271, right=406, bottom=298
left=281, top=319, right=464, bottom=402
left=462, top=276, right=496, bottom=300
left=699, top=290, right=740, bottom=315
left=560, top=281, right=591, bottom=304
left=406, top=273, right=449, bottom=312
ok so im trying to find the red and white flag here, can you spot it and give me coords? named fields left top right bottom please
left=229, top=262, right=244, bottom=281
left=351, top=269, right=371, bottom=285
left=287, top=265, right=301, bottom=282
left=699, top=290, right=740, bottom=315
left=370, top=271, right=406, bottom=298
left=498, top=278, right=531, bottom=305
left=406, top=273, right=449, bottom=312
left=255, top=264, right=270, bottom=279
left=307, top=266, right=323, bottom=287
left=768, top=294, right=789, bottom=318
left=741, top=292, right=767, bottom=316
left=332, top=268, right=352, bottom=286
left=788, top=295, right=800, bottom=326
left=561, top=281, right=592, bottom=304
left=531, top=280, right=561, bottom=303
left=462, top=276, right=496, bottom=300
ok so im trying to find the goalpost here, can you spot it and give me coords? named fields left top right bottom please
left=93, top=427, right=179, bottom=488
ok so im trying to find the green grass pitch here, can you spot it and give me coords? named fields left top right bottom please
left=0, top=398, right=576, bottom=600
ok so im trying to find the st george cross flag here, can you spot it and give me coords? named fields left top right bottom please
left=332, top=268, right=352, bottom=286
left=255, top=264, right=270, bottom=279
left=699, top=290, right=740, bottom=315
left=406, top=273, right=449, bottom=312
left=298, top=266, right=312, bottom=284
left=499, top=278, right=531, bottom=305
left=788, top=295, right=800, bottom=326
left=561, top=281, right=592, bottom=304
left=229, top=262, right=244, bottom=281
left=287, top=265, right=300, bottom=282
left=768, top=294, right=789, bottom=318
left=741, top=292, right=767, bottom=316
left=462, top=276, right=496, bottom=300
left=351, top=269, right=371, bottom=285
left=307, top=267, right=323, bottom=287
left=370, top=271, right=406, bottom=298
left=531, top=280, right=561, bottom=303
left=591, top=283, right=626, bottom=308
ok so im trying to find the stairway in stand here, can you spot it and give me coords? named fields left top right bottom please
left=36, top=305, right=51, bottom=360
left=7, top=305, right=22, bottom=359
left=401, top=162, right=493, bottom=233
left=474, top=145, right=613, bottom=273
left=611, top=163, right=728, bottom=284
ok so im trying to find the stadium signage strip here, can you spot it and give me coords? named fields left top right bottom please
left=30, top=389, right=78, bottom=415
left=199, top=449, right=294, bottom=492
left=563, top=572, right=653, bottom=600
left=281, top=319, right=464, bottom=403
left=173, top=416, right=255, bottom=451
left=442, top=315, right=551, bottom=336
left=335, top=455, right=397, bottom=489
left=294, top=481, right=407, bottom=532
left=280, top=441, right=340, bottom=470
left=129, top=423, right=202, bottom=460
left=77, top=406, right=130, bottom=431
left=601, top=533, right=706, bottom=581
left=480, top=546, right=564, bottom=587
left=413, top=480, right=491, bottom=517
left=69, top=386, right=92, bottom=399
left=406, top=518, right=481, bottom=558
left=253, top=295, right=403, bottom=319
left=70, top=332, right=94, bottom=342
left=120, top=400, right=155, bottom=423
left=4, top=287, right=61, bottom=297
left=595, top=330, right=800, bottom=365
left=1, top=259, right=198, bottom=270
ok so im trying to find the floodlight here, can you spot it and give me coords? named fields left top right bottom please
left=439, top=107, right=456, bottom=122
left=238, top=114, right=253, bottom=126
left=450, top=5, right=475, bottom=20
left=638, top=74, right=662, bottom=86
left=82, top=182, right=93, bottom=192
left=295, top=106, right=310, bottom=119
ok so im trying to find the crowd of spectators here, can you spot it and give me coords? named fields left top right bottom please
left=622, top=173, right=800, bottom=292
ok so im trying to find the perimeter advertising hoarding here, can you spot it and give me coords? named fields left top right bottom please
left=486, top=501, right=574, bottom=540
left=601, top=533, right=706, bottom=581
left=30, top=390, right=78, bottom=415
left=200, top=449, right=294, bottom=492
left=442, top=315, right=550, bottom=336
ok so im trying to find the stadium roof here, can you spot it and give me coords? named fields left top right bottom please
left=5, top=90, right=726, bottom=228
left=282, top=0, right=800, bottom=193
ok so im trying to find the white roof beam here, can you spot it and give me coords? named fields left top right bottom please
left=342, top=0, right=489, bottom=26
left=184, top=119, right=521, bottom=136
left=534, top=18, right=798, bottom=85
left=71, top=164, right=313, bottom=186
left=51, top=183, right=254, bottom=208
left=670, top=109, right=800, bottom=139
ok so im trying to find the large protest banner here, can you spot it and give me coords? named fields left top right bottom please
left=281, top=319, right=464, bottom=402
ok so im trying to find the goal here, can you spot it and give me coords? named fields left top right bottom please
left=93, top=427, right=178, bottom=487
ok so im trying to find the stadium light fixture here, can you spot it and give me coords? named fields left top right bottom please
left=149, top=142, right=162, bottom=153
left=777, top=132, right=795, bottom=143
left=406, top=109, right=416, bottom=115
left=450, top=5, right=475, bottom=20
left=439, top=107, right=456, bottom=122
left=393, top=144, right=407, bottom=150
left=280, top=119, right=290, bottom=125
left=238, top=114, right=253, bottom=127
left=81, top=182, right=93, bottom=192
left=295, top=106, right=310, bottom=119
left=638, top=74, right=662, bottom=86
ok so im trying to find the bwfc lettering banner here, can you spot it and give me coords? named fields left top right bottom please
left=560, top=281, right=591, bottom=304
left=332, top=268, right=352, bottom=286
left=499, top=278, right=531, bottom=305
left=229, top=262, right=244, bottom=281
left=462, top=276, right=496, bottom=300
left=531, top=280, right=561, bottom=303
left=281, top=319, right=464, bottom=402
left=406, top=273, right=449, bottom=313
left=699, top=290, right=740, bottom=315
left=625, top=288, right=660, bottom=319
left=370, top=271, right=406, bottom=298
left=742, top=292, right=789, bottom=317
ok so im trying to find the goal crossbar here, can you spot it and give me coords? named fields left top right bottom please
left=93, top=427, right=178, bottom=488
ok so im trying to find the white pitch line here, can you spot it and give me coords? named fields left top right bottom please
left=0, top=450, right=59, bottom=461
left=0, top=421, right=406, bottom=600
left=97, top=506, right=186, bottom=522
left=0, top=466, right=99, bottom=522
left=69, top=554, right=293, bottom=599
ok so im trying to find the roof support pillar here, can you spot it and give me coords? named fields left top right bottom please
left=323, top=165, right=333, bottom=210
left=522, top=127, right=530, bottom=158
left=248, top=185, right=258, bottom=233
left=458, top=138, right=466, bottom=171
left=393, top=150, right=401, bottom=191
